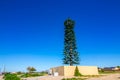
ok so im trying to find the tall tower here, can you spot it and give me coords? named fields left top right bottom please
left=63, top=18, right=79, bottom=66
left=3, top=65, right=5, bottom=73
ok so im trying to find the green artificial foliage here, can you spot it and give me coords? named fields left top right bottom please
left=74, top=66, right=82, bottom=76
left=4, top=73, right=20, bottom=80
left=63, top=18, right=79, bottom=66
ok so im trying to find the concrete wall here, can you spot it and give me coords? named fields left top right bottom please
left=51, top=66, right=64, bottom=76
left=64, top=66, right=75, bottom=76
left=51, top=66, right=99, bottom=76
left=78, top=66, right=99, bottom=75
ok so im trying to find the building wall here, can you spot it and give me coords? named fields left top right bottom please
left=64, top=66, right=76, bottom=76
left=78, top=66, right=99, bottom=75
left=51, top=66, right=99, bottom=76
left=51, top=66, right=64, bottom=76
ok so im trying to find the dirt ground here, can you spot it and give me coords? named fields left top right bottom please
left=0, top=76, right=3, bottom=80
left=1, top=74, right=120, bottom=80
left=86, top=74, right=120, bottom=80
left=22, top=74, right=120, bottom=80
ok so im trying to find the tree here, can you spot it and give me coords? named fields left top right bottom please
left=63, top=18, right=79, bottom=66
left=117, top=66, right=120, bottom=68
left=74, top=66, right=82, bottom=76
left=117, top=66, right=120, bottom=70
left=27, top=67, right=36, bottom=73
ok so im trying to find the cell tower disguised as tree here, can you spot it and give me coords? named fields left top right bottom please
left=63, top=18, right=79, bottom=66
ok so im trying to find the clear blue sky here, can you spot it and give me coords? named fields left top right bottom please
left=0, top=0, right=120, bottom=72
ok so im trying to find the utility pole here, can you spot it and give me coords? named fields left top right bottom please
left=3, top=65, right=5, bottom=74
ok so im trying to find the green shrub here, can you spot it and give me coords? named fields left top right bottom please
left=20, top=73, right=30, bottom=78
left=20, top=72, right=45, bottom=78
left=74, top=66, right=82, bottom=76
left=4, top=73, right=20, bottom=80
left=30, top=73, right=40, bottom=76
left=62, top=78, right=85, bottom=80
left=16, top=71, right=23, bottom=75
